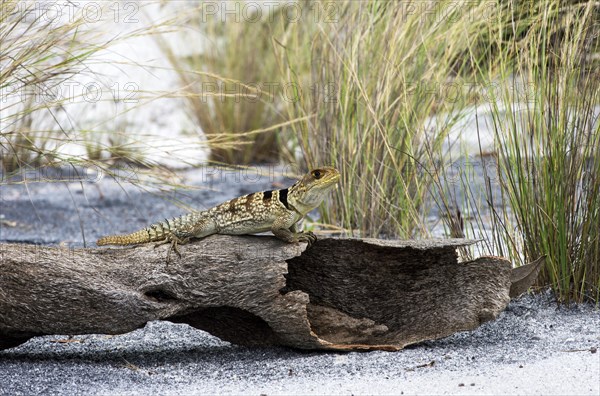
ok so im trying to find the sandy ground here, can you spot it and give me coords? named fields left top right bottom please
left=1, top=168, right=599, bottom=395
left=0, top=293, right=598, bottom=395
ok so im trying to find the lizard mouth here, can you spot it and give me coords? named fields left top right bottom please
left=321, top=173, right=340, bottom=190
left=323, top=169, right=341, bottom=184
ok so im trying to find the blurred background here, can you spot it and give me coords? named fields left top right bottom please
left=1, top=0, right=599, bottom=303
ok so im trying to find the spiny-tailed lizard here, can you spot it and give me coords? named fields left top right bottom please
left=97, top=167, right=340, bottom=257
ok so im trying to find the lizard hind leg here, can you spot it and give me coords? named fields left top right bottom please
left=154, top=232, right=190, bottom=262
left=155, top=214, right=217, bottom=263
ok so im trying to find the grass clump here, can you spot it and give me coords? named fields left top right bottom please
left=272, top=0, right=599, bottom=302
left=432, top=0, right=599, bottom=303
left=162, top=2, right=305, bottom=165
left=0, top=1, right=191, bottom=183
left=0, top=0, right=94, bottom=172
left=483, top=1, right=600, bottom=303
left=0, top=1, right=144, bottom=175
left=273, top=1, right=493, bottom=237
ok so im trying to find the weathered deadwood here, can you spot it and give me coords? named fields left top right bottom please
left=509, top=256, right=545, bottom=298
left=0, top=236, right=532, bottom=351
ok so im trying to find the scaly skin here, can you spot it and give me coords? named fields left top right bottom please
left=97, top=167, right=340, bottom=256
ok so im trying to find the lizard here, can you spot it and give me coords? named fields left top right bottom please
left=96, top=167, right=340, bottom=258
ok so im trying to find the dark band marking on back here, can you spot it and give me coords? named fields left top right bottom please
left=279, top=188, right=290, bottom=210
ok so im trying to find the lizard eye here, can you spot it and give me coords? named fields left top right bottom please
left=312, top=170, right=322, bottom=179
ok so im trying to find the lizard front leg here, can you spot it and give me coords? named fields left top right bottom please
left=271, top=212, right=316, bottom=247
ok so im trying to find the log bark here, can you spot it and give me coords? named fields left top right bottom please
left=0, top=236, right=539, bottom=351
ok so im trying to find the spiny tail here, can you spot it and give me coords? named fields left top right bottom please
left=97, top=213, right=199, bottom=246
left=96, top=229, right=156, bottom=246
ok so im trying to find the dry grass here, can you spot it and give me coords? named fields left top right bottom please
left=160, top=3, right=307, bottom=165
left=272, top=1, right=492, bottom=237
left=1, top=1, right=201, bottom=183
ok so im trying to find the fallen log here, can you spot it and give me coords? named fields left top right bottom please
left=0, top=237, right=541, bottom=351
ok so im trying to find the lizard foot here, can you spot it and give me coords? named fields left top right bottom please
left=297, top=231, right=317, bottom=248
left=154, top=234, right=189, bottom=264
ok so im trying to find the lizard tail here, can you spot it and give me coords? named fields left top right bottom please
left=97, top=213, right=203, bottom=246
left=97, top=229, right=154, bottom=246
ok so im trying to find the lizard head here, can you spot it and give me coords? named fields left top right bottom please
left=289, top=167, right=340, bottom=213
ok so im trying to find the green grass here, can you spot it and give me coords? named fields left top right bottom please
left=429, top=0, right=599, bottom=302
left=482, top=1, right=600, bottom=303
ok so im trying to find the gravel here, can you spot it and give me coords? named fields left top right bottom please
left=0, top=293, right=598, bottom=395
left=1, top=168, right=599, bottom=395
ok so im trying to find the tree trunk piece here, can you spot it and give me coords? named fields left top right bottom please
left=0, top=236, right=534, bottom=351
